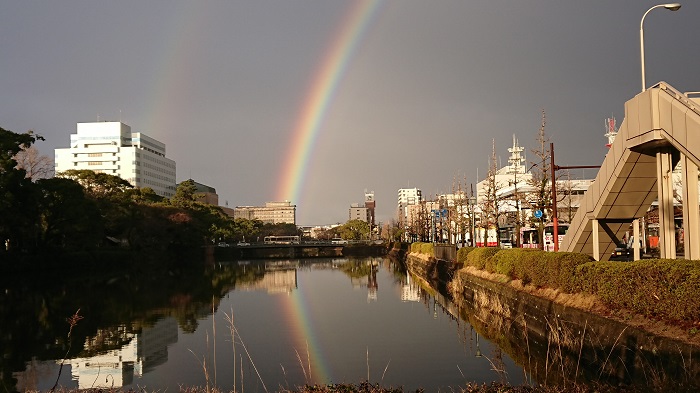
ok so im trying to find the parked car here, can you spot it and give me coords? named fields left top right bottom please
left=610, top=243, right=631, bottom=261
left=237, top=241, right=250, bottom=246
left=217, top=242, right=229, bottom=247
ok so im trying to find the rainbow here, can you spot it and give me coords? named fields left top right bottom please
left=276, top=3, right=384, bottom=382
left=281, top=280, right=331, bottom=383
left=276, top=0, right=384, bottom=209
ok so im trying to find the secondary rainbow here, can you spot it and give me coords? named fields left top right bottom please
left=276, top=0, right=384, bottom=206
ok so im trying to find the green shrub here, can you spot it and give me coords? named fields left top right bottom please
left=549, top=252, right=594, bottom=292
left=409, top=242, right=435, bottom=256
left=491, top=248, right=537, bottom=278
left=575, top=259, right=700, bottom=321
left=457, top=247, right=475, bottom=265
left=466, top=247, right=500, bottom=270
left=410, top=242, right=424, bottom=253
left=443, top=243, right=699, bottom=322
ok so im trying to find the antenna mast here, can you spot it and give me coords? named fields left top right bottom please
left=604, top=117, right=618, bottom=148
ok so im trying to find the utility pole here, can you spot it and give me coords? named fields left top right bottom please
left=550, top=143, right=559, bottom=251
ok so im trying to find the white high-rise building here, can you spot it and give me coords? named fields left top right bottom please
left=55, top=122, right=177, bottom=198
left=398, top=188, right=422, bottom=216
left=397, top=188, right=422, bottom=239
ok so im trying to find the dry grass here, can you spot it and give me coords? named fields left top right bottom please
left=30, top=381, right=664, bottom=393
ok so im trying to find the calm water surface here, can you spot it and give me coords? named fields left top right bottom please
left=7, top=257, right=525, bottom=392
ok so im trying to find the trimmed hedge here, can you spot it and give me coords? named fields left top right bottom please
left=487, top=249, right=593, bottom=292
left=412, top=242, right=700, bottom=321
left=457, top=246, right=476, bottom=265
left=575, top=259, right=700, bottom=321
left=466, top=247, right=500, bottom=270
left=409, top=242, right=435, bottom=256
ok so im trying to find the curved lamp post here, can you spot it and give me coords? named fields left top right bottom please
left=640, top=3, right=681, bottom=92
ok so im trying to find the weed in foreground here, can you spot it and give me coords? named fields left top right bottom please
left=50, top=309, right=83, bottom=392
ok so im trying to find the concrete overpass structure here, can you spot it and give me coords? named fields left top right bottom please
left=561, top=82, right=700, bottom=261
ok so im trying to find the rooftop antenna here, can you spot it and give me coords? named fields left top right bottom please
left=604, top=117, right=617, bottom=148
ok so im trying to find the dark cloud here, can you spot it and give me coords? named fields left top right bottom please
left=1, top=1, right=698, bottom=225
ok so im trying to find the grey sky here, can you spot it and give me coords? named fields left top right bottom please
left=1, top=1, right=698, bottom=225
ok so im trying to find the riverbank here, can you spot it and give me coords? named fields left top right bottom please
left=456, top=264, right=700, bottom=347
left=396, top=243, right=700, bottom=347
left=395, top=243, right=700, bottom=391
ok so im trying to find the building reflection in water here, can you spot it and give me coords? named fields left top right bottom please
left=401, top=272, right=420, bottom=302
left=15, top=317, right=178, bottom=390
left=367, top=259, right=378, bottom=302
left=237, top=268, right=298, bottom=294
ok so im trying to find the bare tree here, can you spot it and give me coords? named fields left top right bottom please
left=14, top=142, right=54, bottom=181
left=479, top=139, right=509, bottom=246
left=558, top=169, right=585, bottom=223
left=527, top=109, right=553, bottom=248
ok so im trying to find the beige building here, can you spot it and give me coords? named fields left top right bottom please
left=349, top=203, right=370, bottom=222
left=234, top=201, right=296, bottom=224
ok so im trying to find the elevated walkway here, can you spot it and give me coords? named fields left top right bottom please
left=561, top=82, right=700, bottom=260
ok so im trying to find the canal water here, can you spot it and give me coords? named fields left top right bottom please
left=4, top=257, right=527, bottom=392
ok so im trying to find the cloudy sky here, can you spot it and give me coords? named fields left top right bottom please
left=1, top=1, right=698, bottom=226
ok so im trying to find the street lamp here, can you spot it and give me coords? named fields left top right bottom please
left=640, top=3, right=681, bottom=92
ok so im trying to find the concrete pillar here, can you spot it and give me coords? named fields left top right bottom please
left=633, top=218, right=641, bottom=261
left=656, top=150, right=676, bottom=259
left=592, top=219, right=600, bottom=261
left=682, top=154, right=700, bottom=260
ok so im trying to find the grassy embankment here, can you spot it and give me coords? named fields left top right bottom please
left=409, top=243, right=700, bottom=331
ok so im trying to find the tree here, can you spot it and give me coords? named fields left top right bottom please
left=14, top=143, right=54, bottom=181
left=479, top=139, right=508, bottom=246
left=451, top=176, right=471, bottom=247
left=229, top=218, right=261, bottom=242
left=559, top=169, right=576, bottom=223
left=260, top=222, right=298, bottom=237
left=171, top=179, right=199, bottom=208
left=0, top=127, right=43, bottom=253
left=58, top=169, right=138, bottom=240
left=58, top=169, right=134, bottom=201
left=36, top=177, right=102, bottom=250
left=130, top=187, right=165, bottom=204
left=339, top=219, right=371, bottom=240
left=527, top=109, right=553, bottom=249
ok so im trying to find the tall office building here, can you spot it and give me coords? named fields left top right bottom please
left=55, top=122, right=177, bottom=198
